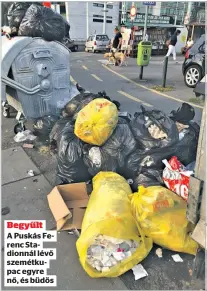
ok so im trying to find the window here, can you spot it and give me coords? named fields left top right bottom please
left=106, top=20, right=112, bottom=23
left=93, top=3, right=104, bottom=8
left=107, top=4, right=113, bottom=9
left=96, top=35, right=109, bottom=41
left=93, top=19, right=103, bottom=22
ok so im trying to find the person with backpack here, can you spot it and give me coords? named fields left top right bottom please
left=165, top=29, right=181, bottom=63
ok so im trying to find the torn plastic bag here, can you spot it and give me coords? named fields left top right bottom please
left=130, top=168, right=164, bottom=192
left=83, top=118, right=136, bottom=175
left=56, top=121, right=92, bottom=184
left=126, top=145, right=177, bottom=178
left=130, top=186, right=198, bottom=255
left=162, top=156, right=193, bottom=201
left=18, top=4, right=65, bottom=42
left=74, top=98, right=118, bottom=146
left=130, top=106, right=179, bottom=151
left=76, top=172, right=152, bottom=278
left=175, top=122, right=200, bottom=166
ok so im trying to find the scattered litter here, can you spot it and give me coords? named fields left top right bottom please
left=132, top=264, right=148, bottom=280
left=39, top=146, right=50, bottom=154
left=68, top=231, right=74, bottom=235
left=1, top=207, right=10, bottom=216
left=23, top=143, right=34, bottom=149
left=172, top=254, right=183, bottom=262
left=14, top=130, right=37, bottom=143
left=27, top=170, right=34, bottom=177
left=24, top=187, right=27, bottom=190
left=86, top=234, right=139, bottom=272
left=33, top=179, right=38, bottom=183
left=155, top=248, right=163, bottom=258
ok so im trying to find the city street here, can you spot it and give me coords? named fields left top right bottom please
left=2, top=52, right=204, bottom=290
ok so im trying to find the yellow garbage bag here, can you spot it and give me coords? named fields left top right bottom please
left=74, top=98, right=118, bottom=146
left=130, top=186, right=198, bottom=255
left=76, top=172, right=152, bottom=278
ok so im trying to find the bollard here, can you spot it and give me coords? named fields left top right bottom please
left=139, top=66, right=144, bottom=80
left=162, top=57, right=168, bottom=88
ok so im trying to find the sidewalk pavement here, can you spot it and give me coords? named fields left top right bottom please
left=2, top=146, right=127, bottom=290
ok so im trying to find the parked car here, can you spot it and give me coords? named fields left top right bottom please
left=182, top=34, right=205, bottom=88
left=85, top=34, right=110, bottom=53
left=63, top=39, right=78, bottom=52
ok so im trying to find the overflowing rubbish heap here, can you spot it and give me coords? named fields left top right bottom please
left=46, top=86, right=200, bottom=277
left=49, top=88, right=199, bottom=194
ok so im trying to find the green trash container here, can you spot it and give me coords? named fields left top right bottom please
left=137, top=41, right=152, bottom=66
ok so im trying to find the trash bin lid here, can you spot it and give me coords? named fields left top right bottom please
left=1, top=36, right=34, bottom=77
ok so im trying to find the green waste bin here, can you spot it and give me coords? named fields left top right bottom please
left=137, top=41, right=152, bottom=66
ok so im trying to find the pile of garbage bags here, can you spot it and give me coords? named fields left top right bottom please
left=76, top=172, right=152, bottom=278
left=76, top=172, right=198, bottom=278
left=50, top=88, right=200, bottom=194
left=5, top=2, right=70, bottom=43
left=48, top=90, right=200, bottom=277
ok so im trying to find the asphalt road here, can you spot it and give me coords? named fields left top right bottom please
left=1, top=52, right=204, bottom=290
left=70, top=52, right=202, bottom=123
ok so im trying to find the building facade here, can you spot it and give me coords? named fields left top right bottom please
left=120, top=1, right=205, bottom=26
left=62, top=2, right=119, bottom=40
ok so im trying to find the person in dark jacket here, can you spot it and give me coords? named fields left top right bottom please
left=165, top=29, right=181, bottom=62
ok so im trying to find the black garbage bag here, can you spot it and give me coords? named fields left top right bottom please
left=83, top=144, right=118, bottom=176
left=175, top=122, right=200, bottom=166
left=126, top=145, right=178, bottom=178
left=7, top=2, right=30, bottom=30
left=103, top=118, right=136, bottom=167
left=57, top=121, right=92, bottom=184
left=7, top=2, right=42, bottom=31
left=49, top=117, right=74, bottom=151
left=130, top=168, right=164, bottom=192
left=130, top=106, right=179, bottom=151
left=18, top=4, right=65, bottom=42
left=33, top=115, right=59, bottom=137
left=83, top=118, right=136, bottom=176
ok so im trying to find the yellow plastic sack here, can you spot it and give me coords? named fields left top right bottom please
left=130, top=186, right=198, bottom=255
left=74, top=98, right=118, bottom=146
left=76, top=172, right=152, bottom=278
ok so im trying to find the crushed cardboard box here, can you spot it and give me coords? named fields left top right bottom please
left=47, top=183, right=89, bottom=231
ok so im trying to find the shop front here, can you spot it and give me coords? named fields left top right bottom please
left=121, top=13, right=187, bottom=57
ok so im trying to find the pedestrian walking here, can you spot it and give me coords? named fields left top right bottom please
left=112, top=27, right=122, bottom=53
left=165, top=30, right=181, bottom=63
left=111, top=27, right=122, bottom=66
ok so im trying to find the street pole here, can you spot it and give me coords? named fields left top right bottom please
left=143, top=5, right=149, bottom=40
left=174, top=1, right=178, bottom=26
left=65, top=2, right=69, bottom=23
left=86, top=2, right=89, bottom=39
left=140, top=4, right=149, bottom=80
left=103, top=2, right=106, bottom=34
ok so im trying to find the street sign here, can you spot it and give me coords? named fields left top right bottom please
left=143, top=2, right=156, bottom=6
left=130, top=6, right=137, bottom=17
